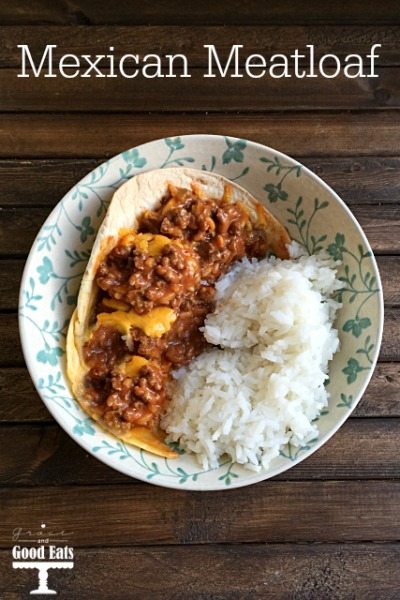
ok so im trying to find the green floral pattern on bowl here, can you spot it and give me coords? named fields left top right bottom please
left=19, top=135, right=384, bottom=490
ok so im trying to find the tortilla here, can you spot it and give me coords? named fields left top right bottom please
left=66, top=167, right=291, bottom=457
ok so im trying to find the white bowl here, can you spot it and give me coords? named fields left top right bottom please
left=19, top=134, right=384, bottom=490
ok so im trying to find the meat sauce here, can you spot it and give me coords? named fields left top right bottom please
left=83, top=184, right=269, bottom=432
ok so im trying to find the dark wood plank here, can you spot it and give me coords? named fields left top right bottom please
left=3, top=543, right=399, bottom=599
left=1, top=68, right=399, bottom=112
left=354, top=204, right=400, bottom=254
left=6, top=307, right=398, bottom=368
left=1, top=480, right=400, bottom=545
left=1, top=255, right=398, bottom=311
left=0, top=368, right=51, bottom=421
left=375, top=308, right=397, bottom=361
left=2, top=361, right=399, bottom=424
left=2, top=1, right=400, bottom=25
left=0, top=259, right=24, bottom=309
left=1, top=26, right=399, bottom=67
left=1, top=204, right=399, bottom=256
left=1, top=314, right=25, bottom=365
left=0, top=1, right=72, bottom=25
left=2, top=113, right=400, bottom=158
left=233, top=418, right=400, bottom=480
left=304, top=156, right=400, bottom=204
left=3, top=157, right=400, bottom=208
left=358, top=362, right=400, bottom=416
left=377, top=256, right=400, bottom=305
left=0, top=206, right=49, bottom=256
left=0, top=418, right=399, bottom=487
left=0, top=159, right=100, bottom=206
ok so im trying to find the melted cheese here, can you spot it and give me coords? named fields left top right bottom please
left=255, top=202, right=268, bottom=225
left=222, top=184, right=233, bottom=203
left=96, top=307, right=176, bottom=338
left=118, top=356, right=149, bottom=378
left=102, top=298, right=130, bottom=311
left=119, top=231, right=171, bottom=257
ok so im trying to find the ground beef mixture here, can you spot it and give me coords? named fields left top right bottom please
left=96, top=241, right=200, bottom=315
left=83, top=184, right=270, bottom=432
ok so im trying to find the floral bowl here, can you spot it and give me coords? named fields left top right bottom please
left=19, top=135, right=384, bottom=490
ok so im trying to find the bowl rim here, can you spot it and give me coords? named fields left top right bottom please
left=18, top=133, right=385, bottom=490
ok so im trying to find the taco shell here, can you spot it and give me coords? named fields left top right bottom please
left=66, top=167, right=291, bottom=458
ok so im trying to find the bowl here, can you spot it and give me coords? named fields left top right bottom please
left=19, top=134, right=384, bottom=490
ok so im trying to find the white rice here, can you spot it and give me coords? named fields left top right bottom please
left=162, top=243, right=342, bottom=471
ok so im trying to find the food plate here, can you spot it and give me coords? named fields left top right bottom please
left=19, top=134, right=384, bottom=490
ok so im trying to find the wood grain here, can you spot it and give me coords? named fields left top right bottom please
left=2, top=113, right=400, bottom=159
left=1, top=26, right=399, bottom=67
left=6, top=300, right=400, bottom=370
left=356, top=362, right=400, bottom=416
left=0, top=368, right=51, bottom=421
left=354, top=204, right=400, bottom=254
left=0, top=8, right=399, bottom=596
left=0, top=207, right=49, bottom=256
left=8, top=307, right=400, bottom=369
left=0, top=159, right=100, bottom=206
left=304, top=156, right=400, bottom=204
left=1, top=315, right=26, bottom=365
left=0, top=260, right=24, bottom=309
left=2, top=361, right=399, bottom=424
left=376, top=256, right=400, bottom=305
left=3, top=543, right=399, bottom=599
left=1, top=1, right=400, bottom=26
left=2, top=156, right=400, bottom=207
left=1, top=255, right=398, bottom=311
left=0, top=418, right=399, bottom=487
left=6, top=307, right=400, bottom=364
left=1, top=480, right=400, bottom=545
left=2, top=204, right=399, bottom=256
left=2, top=68, right=399, bottom=112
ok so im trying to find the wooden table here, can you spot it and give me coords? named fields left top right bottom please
left=1, top=3, right=400, bottom=598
